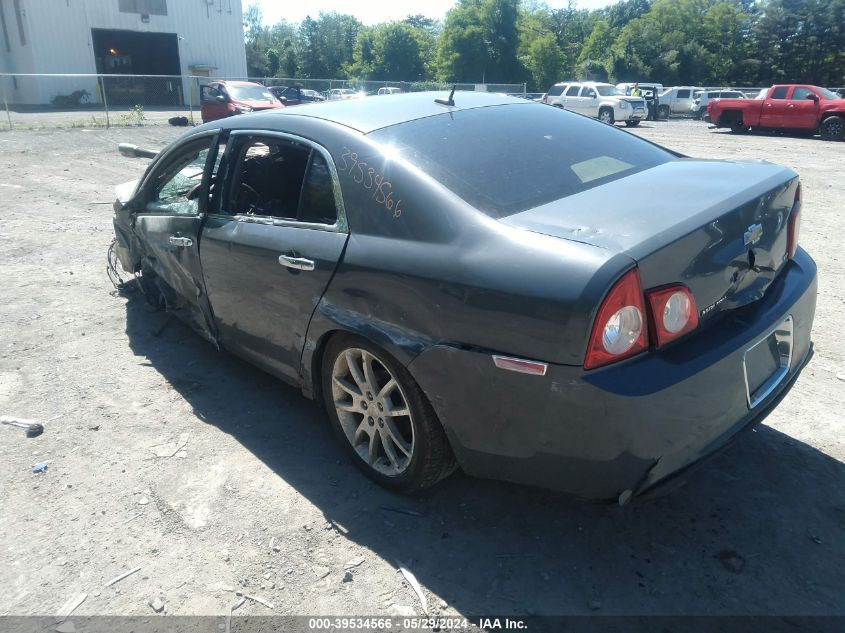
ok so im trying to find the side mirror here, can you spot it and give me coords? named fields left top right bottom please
left=806, top=94, right=819, bottom=102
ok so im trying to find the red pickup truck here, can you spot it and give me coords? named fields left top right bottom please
left=708, top=84, right=845, bottom=140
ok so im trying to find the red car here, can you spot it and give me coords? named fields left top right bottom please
left=200, top=81, right=284, bottom=123
left=709, top=84, right=845, bottom=140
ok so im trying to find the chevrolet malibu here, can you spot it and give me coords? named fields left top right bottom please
left=110, top=92, right=816, bottom=501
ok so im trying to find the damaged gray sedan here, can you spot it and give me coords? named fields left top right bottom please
left=111, top=92, right=816, bottom=501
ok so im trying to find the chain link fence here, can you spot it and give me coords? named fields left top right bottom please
left=0, top=73, right=527, bottom=131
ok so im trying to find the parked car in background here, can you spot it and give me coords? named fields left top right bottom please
left=657, top=86, right=703, bottom=118
left=690, top=90, right=746, bottom=119
left=617, top=82, right=664, bottom=96
left=111, top=91, right=815, bottom=500
left=269, top=86, right=326, bottom=106
left=709, top=84, right=845, bottom=139
left=544, top=81, right=648, bottom=126
left=328, top=88, right=365, bottom=101
left=377, top=87, right=402, bottom=95
left=200, top=81, right=283, bottom=123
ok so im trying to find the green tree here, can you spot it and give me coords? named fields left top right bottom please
left=525, top=34, right=564, bottom=90
left=436, top=0, right=526, bottom=83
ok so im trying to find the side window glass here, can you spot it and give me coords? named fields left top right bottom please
left=584, top=89, right=597, bottom=98
left=297, top=151, right=338, bottom=224
left=677, top=89, right=690, bottom=99
left=565, top=85, right=581, bottom=97
left=226, top=137, right=310, bottom=219
left=791, top=87, right=813, bottom=100
left=770, top=87, right=789, bottom=99
left=146, top=139, right=213, bottom=215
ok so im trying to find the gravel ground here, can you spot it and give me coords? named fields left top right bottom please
left=0, top=118, right=843, bottom=623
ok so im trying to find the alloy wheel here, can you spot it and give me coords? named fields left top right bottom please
left=331, top=348, right=415, bottom=476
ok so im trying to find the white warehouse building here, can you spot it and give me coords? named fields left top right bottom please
left=0, top=0, right=247, bottom=105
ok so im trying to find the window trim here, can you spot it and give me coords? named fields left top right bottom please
left=137, top=130, right=221, bottom=206
left=214, top=129, right=348, bottom=233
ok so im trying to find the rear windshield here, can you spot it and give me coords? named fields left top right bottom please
left=368, top=103, right=674, bottom=218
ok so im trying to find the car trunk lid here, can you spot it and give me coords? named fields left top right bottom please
left=502, top=159, right=798, bottom=322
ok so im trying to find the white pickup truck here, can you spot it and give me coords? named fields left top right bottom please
left=656, top=86, right=703, bottom=118
left=543, top=81, right=648, bottom=126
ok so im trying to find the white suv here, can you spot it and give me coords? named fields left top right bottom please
left=543, top=82, right=648, bottom=126
left=690, top=90, right=746, bottom=119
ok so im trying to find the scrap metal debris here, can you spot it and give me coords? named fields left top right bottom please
left=32, top=462, right=49, bottom=474
left=1, top=416, right=44, bottom=438
left=149, top=432, right=189, bottom=458
left=55, top=592, right=87, bottom=622
left=243, top=594, right=274, bottom=610
left=396, top=561, right=428, bottom=615
left=104, top=566, right=141, bottom=588
left=380, top=505, right=427, bottom=517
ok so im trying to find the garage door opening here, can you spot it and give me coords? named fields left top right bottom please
left=92, top=28, right=182, bottom=106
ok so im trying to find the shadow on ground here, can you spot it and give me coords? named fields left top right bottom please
left=125, top=296, right=845, bottom=617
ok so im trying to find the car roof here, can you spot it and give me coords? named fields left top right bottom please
left=215, top=80, right=264, bottom=87
left=220, top=90, right=526, bottom=134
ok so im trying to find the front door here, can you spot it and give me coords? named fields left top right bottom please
left=760, top=86, right=790, bottom=127
left=131, top=133, right=223, bottom=342
left=200, top=83, right=229, bottom=122
left=200, top=132, right=349, bottom=383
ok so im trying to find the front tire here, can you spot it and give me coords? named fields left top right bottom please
left=598, top=107, right=614, bottom=125
left=820, top=116, right=844, bottom=141
left=322, top=335, right=456, bottom=492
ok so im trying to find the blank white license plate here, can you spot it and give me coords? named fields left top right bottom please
left=743, top=316, right=793, bottom=409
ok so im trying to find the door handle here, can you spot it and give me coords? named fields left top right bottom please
left=787, top=104, right=794, bottom=108
left=169, top=235, right=193, bottom=247
left=278, top=254, right=315, bottom=271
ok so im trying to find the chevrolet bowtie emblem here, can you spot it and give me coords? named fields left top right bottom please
left=744, top=223, right=763, bottom=246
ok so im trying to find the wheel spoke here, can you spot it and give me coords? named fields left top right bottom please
left=383, top=403, right=410, bottom=418
left=362, top=351, right=377, bottom=391
left=353, top=419, right=369, bottom=444
left=345, top=350, right=367, bottom=390
left=335, top=399, right=359, bottom=414
left=378, top=377, right=397, bottom=399
left=333, top=376, right=361, bottom=397
left=384, top=420, right=412, bottom=457
left=367, top=431, right=379, bottom=465
left=379, top=428, right=401, bottom=468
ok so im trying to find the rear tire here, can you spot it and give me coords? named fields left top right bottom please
left=820, top=116, right=844, bottom=141
left=657, top=105, right=670, bottom=120
left=598, top=107, right=614, bottom=125
left=625, top=120, right=640, bottom=127
left=730, top=119, right=748, bottom=134
left=321, top=334, right=456, bottom=493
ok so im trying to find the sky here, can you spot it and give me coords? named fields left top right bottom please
left=248, top=0, right=616, bottom=27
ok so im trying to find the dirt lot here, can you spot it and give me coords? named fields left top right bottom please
left=0, top=118, right=843, bottom=625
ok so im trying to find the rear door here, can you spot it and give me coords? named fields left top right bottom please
left=784, top=86, right=820, bottom=129
left=562, top=84, right=582, bottom=112
left=131, top=133, right=223, bottom=342
left=673, top=88, right=691, bottom=112
left=200, top=131, right=349, bottom=383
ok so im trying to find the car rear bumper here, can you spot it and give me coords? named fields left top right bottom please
left=408, top=248, right=817, bottom=500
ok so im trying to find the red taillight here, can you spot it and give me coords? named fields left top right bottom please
left=584, top=268, right=648, bottom=370
left=542, top=96, right=548, bottom=104
left=645, top=284, right=699, bottom=347
left=787, top=185, right=801, bottom=259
